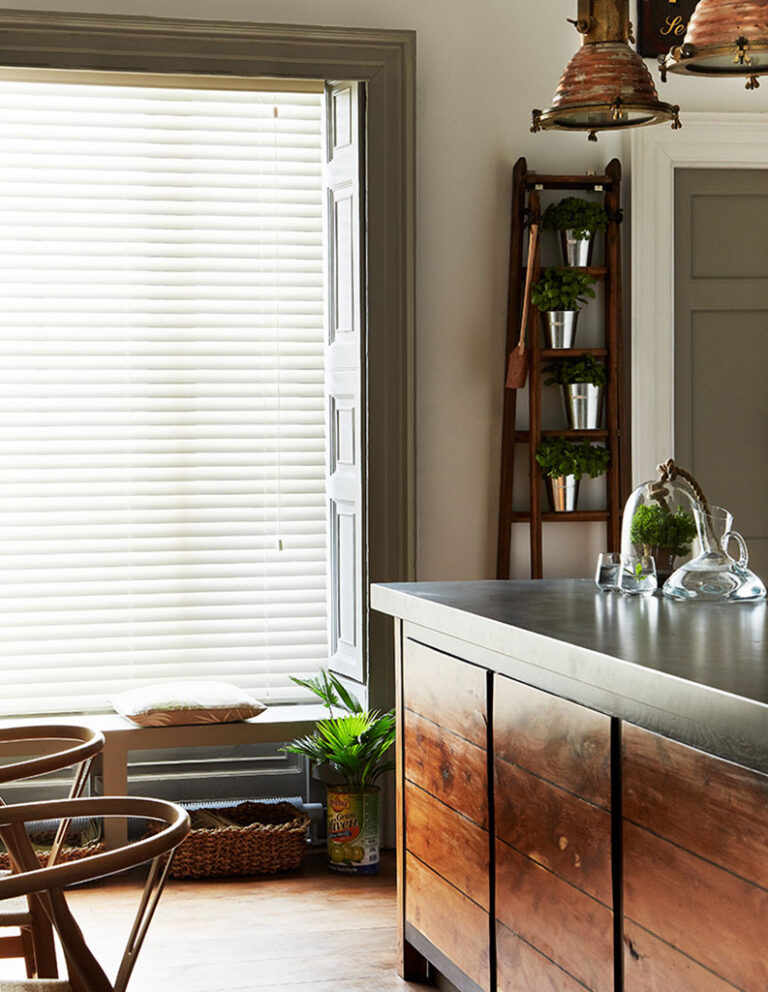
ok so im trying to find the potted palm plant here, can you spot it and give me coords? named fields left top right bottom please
left=535, top=437, right=610, bottom=512
left=544, top=354, right=607, bottom=429
left=283, top=670, right=395, bottom=875
left=542, top=196, right=608, bottom=267
left=531, top=267, right=597, bottom=349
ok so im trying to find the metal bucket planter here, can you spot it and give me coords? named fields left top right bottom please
left=544, top=310, right=578, bottom=349
left=559, top=229, right=594, bottom=267
left=562, top=383, right=603, bottom=429
left=546, top=475, right=580, bottom=512
left=326, top=785, right=380, bottom=875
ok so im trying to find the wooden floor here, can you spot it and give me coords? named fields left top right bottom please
left=0, top=851, right=431, bottom=992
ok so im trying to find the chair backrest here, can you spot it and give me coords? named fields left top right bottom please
left=0, top=796, right=190, bottom=992
left=0, top=724, right=105, bottom=787
left=0, top=724, right=106, bottom=870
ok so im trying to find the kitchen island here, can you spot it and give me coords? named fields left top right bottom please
left=371, top=579, right=768, bottom=992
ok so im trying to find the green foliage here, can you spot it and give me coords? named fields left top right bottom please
left=282, top=670, right=395, bottom=792
left=531, top=267, right=596, bottom=313
left=544, top=354, right=607, bottom=387
left=535, top=437, right=610, bottom=481
left=629, top=505, right=697, bottom=557
left=541, top=197, right=608, bottom=240
left=290, top=669, right=363, bottom=716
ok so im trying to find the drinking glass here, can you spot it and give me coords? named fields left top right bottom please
left=619, top=554, right=657, bottom=598
left=595, top=552, right=622, bottom=592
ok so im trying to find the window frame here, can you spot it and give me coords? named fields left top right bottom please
left=0, top=9, right=416, bottom=714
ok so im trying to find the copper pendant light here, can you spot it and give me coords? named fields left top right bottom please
left=532, top=0, right=681, bottom=141
left=661, top=0, right=768, bottom=89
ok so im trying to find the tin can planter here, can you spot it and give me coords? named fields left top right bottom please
left=544, top=310, right=578, bottom=349
left=559, top=229, right=594, bottom=268
left=326, top=785, right=380, bottom=875
left=545, top=474, right=580, bottom=512
left=562, top=383, right=603, bottom=429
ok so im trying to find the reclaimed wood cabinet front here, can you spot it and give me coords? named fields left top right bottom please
left=397, top=628, right=768, bottom=992
left=622, top=724, right=768, bottom=992
left=401, top=637, right=491, bottom=992
left=494, top=675, right=614, bottom=992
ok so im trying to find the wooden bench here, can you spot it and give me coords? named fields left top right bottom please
left=0, top=706, right=324, bottom=849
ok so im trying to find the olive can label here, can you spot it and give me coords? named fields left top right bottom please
left=327, top=787, right=380, bottom=875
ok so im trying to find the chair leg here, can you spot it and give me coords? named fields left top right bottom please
left=19, top=926, right=36, bottom=979
left=28, top=895, right=58, bottom=978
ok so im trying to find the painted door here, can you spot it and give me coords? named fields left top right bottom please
left=674, top=168, right=768, bottom=581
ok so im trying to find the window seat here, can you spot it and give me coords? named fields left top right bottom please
left=0, top=705, right=324, bottom=849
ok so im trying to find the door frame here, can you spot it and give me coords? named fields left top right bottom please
left=630, top=112, right=768, bottom=484
left=0, top=8, right=416, bottom=711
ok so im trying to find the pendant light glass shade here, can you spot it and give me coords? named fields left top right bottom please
left=661, top=0, right=768, bottom=88
left=533, top=0, right=681, bottom=140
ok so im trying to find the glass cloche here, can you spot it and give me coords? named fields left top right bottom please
left=620, top=459, right=703, bottom=583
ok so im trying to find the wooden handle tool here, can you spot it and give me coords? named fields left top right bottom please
left=505, top=222, right=539, bottom=389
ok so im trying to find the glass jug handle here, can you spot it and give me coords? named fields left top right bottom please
left=724, top=530, right=749, bottom=568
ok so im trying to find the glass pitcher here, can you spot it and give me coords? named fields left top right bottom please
left=663, top=504, right=766, bottom=602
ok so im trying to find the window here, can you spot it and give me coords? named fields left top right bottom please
left=0, top=78, right=331, bottom=715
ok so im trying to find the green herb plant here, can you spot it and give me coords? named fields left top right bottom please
left=282, top=670, right=395, bottom=792
left=629, top=505, right=697, bottom=558
left=531, top=267, right=597, bottom=313
left=541, top=197, right=609, bottom=241
left=544, top=354, right=607, bottom=388
left=535, top=437, right=610, bottom=480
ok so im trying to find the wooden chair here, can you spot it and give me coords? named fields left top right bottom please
left=0, top=796, right=190, bottom=992
left=0, top=725, right=105, bottom=979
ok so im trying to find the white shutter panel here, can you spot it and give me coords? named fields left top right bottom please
left=324, top=82, right=365, bottom=682
left=0, top=78, right=328, bottom=715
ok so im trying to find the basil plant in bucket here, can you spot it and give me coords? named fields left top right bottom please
left=531, top=267, right=597, bottom=349
left=535, top=437, right=610, bottom=512
left=283, top=670, right=395, bottom=875
left=542, top=196, right=608, bottom=267
left=544, top=355, right=607, bottom=430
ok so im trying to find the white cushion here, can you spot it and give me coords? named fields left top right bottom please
left=110, top=681, right=267, bottom=727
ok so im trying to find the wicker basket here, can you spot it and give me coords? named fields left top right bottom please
left=0, top=831, right=104, bottom=871
left=161, top=801, right=310, bottom=879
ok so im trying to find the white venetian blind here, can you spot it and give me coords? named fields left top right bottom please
left=0, top=78, right=328, bottom=715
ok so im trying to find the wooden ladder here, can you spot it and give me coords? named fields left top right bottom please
left=496, top=157, right=630, bottom=579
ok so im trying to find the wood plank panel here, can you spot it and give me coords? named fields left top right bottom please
left=406, top=855, right=491, bottom=992
left=497, top=922, right=588, bottom=992
left=495, top=757, right=612, bottom=905
left=404, top=708, right=488, bottom=828
left=623, top=919, right=737, bottom=992
left=405, top=780, right=490, bottom=910
left=624, top=722, right=768, bottom=889
left=624, top=820, right=768, bottom=990
left=395, top=619, right=429, bottom=982
left=496, top=839, right=613, bottom=992
left=403, top=638, right=487, bottom=747
left=494, top=675, right=611, bottom=809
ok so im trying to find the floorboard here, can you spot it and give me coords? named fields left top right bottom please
left=0, top=851, right=430, bottom=991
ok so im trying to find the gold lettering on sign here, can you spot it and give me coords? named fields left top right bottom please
left=661, top=14, right=686, bottom=36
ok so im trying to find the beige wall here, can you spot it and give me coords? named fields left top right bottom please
left=3, top=0, right=760, bottom=580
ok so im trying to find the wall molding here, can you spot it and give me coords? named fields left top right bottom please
left=0, top=8, right=412, bottom=77
left=630, top=112, right=768, bottom=485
